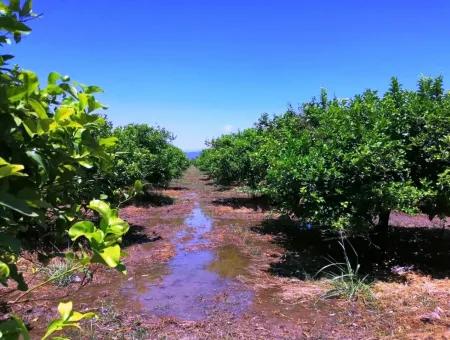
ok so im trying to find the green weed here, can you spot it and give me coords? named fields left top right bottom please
left=317, top=236, right=374, bottom=303
left=41, top=258, right=77, bottom=287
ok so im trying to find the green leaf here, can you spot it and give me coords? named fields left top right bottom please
left=57, top=301, right=73, bottom=321
left=7, top=70, right=38, bottom=102
left=54, top=106, right=74, bottom=122
left=77, top=160, right=93, bottom=169
left=0, top=54, right=14, bottom=62
left=9, top=0, right=20, bottom=11
left=69, top=221, right=105, bottom=245
left=42, top=319, right=65, bottom=340
left=84, top=85, right=103, bottom=94
left=0, top=157, right=26, bottom=179
left=28, top=98, right=48, bottom=119
left=0, top=261, right=10, bottom=283
left=48, top=71, right=61, bottom=85
left=99, top=136, right=118, bottom=147
left=97, top=245, right=120, bottom=268
left=107, top=217, right=129, bottom=235
left=60, top=83, right=78, bottom=99
left=88, top=199, right=112, bottom=220
left=68, top=221, right=95, bottom=241
left=68, top=311, right=96, bottom=322
left=42, top=301, right=96, bottom=340
left=26, top=150, right=48, bottom=183
left=134, top=179, right=144, bottom=193
left=20, top=0, right=32, bottom=16
left=0, top=316, right=30, bottom=340
left=0, top=191, right=38, bottom=217
left=78, top=92, right=88, bottom=110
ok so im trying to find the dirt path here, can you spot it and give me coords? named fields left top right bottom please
left=107, top=166, right=313, bottom=338
left=8, top=167, right=450, bottom=339
left=76, top=166, right=333, bottom=339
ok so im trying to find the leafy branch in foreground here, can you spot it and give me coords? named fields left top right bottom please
left=0, top=316, right=29, bottom=340
left=68, top=199, right=129, bottom=272
left=0, top=301, right=97, bottom=340
left=0, top=1, right=185, bottom=338
left=42, top=301, right=97, bottom=340
left=0, top=1, right=127, bottom=338
left=12, top=199, right=129, bottom=305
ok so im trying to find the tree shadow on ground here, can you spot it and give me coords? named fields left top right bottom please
left=251, top=217, right=450, bottom=280
left=212, top=196, right=272, bottom=212
left=131, top=191, right=174, bottom=207
left=167, top=186, right=189, bottom=191
left=0, top=301, right=10, bottom=315
left=213, top=186, right=233, bottom=192
left=201, top=181, right=233, bottom=192
left=122, top=224, right=162, bottom=246
left=198, top=176, right=232, bottom=190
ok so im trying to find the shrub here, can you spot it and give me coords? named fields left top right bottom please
left=199, top=78, right=450, bottom=233
left=196, top=127, right=266, bottom=187
left=110, top=124, right=189, bottom=188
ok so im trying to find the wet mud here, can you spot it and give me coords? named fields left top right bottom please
left=122, top=202, right=253, bottom=320
left=3, top=166, right=450, bottom=339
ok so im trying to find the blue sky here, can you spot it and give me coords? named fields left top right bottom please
left=8, top=1, right=450, bottom=150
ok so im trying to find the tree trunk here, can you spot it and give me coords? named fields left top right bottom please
left=376, top=209, right=392, bottom=263
left=377, top=209, right=391, bottom=236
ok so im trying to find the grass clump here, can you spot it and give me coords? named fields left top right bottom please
left=317, top=235, right=374, bottom=303
left=78, top=301, right=149, bottom=340
left=41, top=258, right=77, bottom=287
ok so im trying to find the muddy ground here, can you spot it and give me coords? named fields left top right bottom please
left=2, top=166, right=450, bottom=339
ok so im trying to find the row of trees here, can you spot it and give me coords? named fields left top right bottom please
left=111, top=124, right=189, bottom=189
left=0, top=1, right=188, bottom=338
left=197, top=78, right=450, bottom=233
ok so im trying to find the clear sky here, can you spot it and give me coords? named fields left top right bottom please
left=8, top=1, right=450, bottom=150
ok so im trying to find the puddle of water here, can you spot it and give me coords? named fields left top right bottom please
left=208, top=245, right=249, bottom=278
left=122, top=203, right=253, bottom=320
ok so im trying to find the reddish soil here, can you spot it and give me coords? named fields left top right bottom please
left=2, top=167, right=450, bottom=339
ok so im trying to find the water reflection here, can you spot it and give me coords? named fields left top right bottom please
left=208, top=245, right=249, bottom=278
left=122, top=203, right=253, bottom=320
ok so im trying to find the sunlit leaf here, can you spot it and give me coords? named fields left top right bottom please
left=28, top=98, right=48, bottom=119
left=97, top=244, right=120, bottom=268
left=68, top=221, right=95, bottom=240
left=57, top=301, right=73, bottom=321
left=48, top=71, right=61, bottom=85
left=99, top=136, right=118, bottom=147
left=0, top=157, right=26, bottom=179
left=88, top=199, right=112, bottom=219
left=0, top=261, right=10, bottom=283
left=55, top=105, right=74, bottom=122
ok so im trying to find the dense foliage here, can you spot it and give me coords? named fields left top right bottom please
left=110, top=124, right=189, bottom=188
left=197, top=79, right=450, bottom=232
left=0, top=2, right=187, bottom=338
left=196, top=128, right=264, bottom=187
